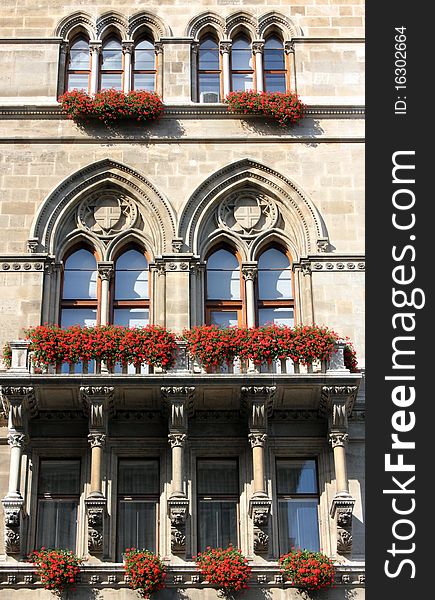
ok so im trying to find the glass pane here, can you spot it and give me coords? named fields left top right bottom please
left=134, top=73, right=155, bottom=91
left=65, top=249, right=97, bottom=270
left=258, top=270, right=292, bottom=300
left=264, top=49, right=285, bottom=71
left=265, top=73, right=287, bottom=93
left=210, top=311, right=238, bottom=328
left=39, top=460, right=80, bottom=495
left=231, top=38, right=252, bottom=70
left=207, top=271, right=240, bottom=300
left=114, top=308, right=149, bottom=328
left=199, top=74, right=220, bottom=100
left=68, top=73, right=89, bottom=92
left=199, top=46, right=220, bottom=70
left=198, top=501, right=237, bottom=552
left=116, top=249, right=148, bottom=270
left=102, top=39, right=122, bottom=69
left=36, top=501, right=78, bottom=550
left=115, top=270, right=149, bottom=300
left=135, top=45, right=155, bottom=70
left=63, top=270, right=97, bottom=299
left=232, top=73, right=254, bottom=91
left=278, top=499, right=320, bottom=553
left=258, top=248, right=290, bottom=269
left=207, top=249, right=239, bottom=270
left=60, top=308, right=97, bottom=328
left=276, top=459, right=318, bottom=494
left=101, top=73, right=122, bottom=90
left=118, top=501, right=156, bottom=558
left=118, top=460, right=159, bottom=495
left=258, top=307, right=294, bottom=327
left=69, top=47, right=90, bottom=69
left=197, top=459, right=238, bottom=495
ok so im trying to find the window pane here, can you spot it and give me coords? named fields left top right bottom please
left=207, top=271, right=240, bottom=300
left=68, top=73, right=89, bottom=92
left=265, top=73, right=287, bottom=93
left=118, top=460, right=159, bottom=495
left=102, top=39, right=122, bottom=69
left=198, top=502, right=237, bottom=551
left=232, top=73, right=254, bottom=92
left=116, top=250, right=148, bottom=270
left=276, top=460, right=318, bottom=494
left=231, top=38, right=252, bottom=70
left=199, top=45, right=220, bottom=70
left=36, top=501, right=78, bottom=550
left=258, top=270, right=292, bottom=299
left=135, top=45, right=155, bottom=70
left=258, top=307, right=294, bottom=327
left=115, top=270, right=149, bottom=300
left=118, top=501, right=156, bottom=558
left=197, top=459, right=238, bottom=495
left=264, top=48, right=285, bottom=71
left=69, top=47, right=90, bottom=69
left=210, top=311, right=238, bottom=328
left=114, top=308, right=149, bottom=328
left=63, top=270, right=97, bottom=299
left=134, top=73, right=155, bottom=91
left=199, top=74, right=220, bottom=100
left=101, top=73, right=122, bottom=90
left=258, top=248, right=290, bottom=269
left=65, top=249, right=96, bottom=270
left=207, top=249, right=239, bottom=270
left=278, top=499, right=320, bottom=553
left=39, top=460, right=80, bottom=495
left=61, top=309, right=97, bottom=328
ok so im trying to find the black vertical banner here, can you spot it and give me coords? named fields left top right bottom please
left=366, top=2, right=430, bottom=598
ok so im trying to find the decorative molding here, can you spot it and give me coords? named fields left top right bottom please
left=0, top=260, right=44, bottom=272
left=7, top=433, right=28, bottom=449
left=86, top=497, right=106, bottom=554
left=168, top=433, right=187, bottom=448
left=168, top=497, right=189, bottom=554
left=77, top=192, right=138, bottom=238
left=97, top=262, right=114, bottom=281
left=217, top=191, right=279, bottom=238
left=249, top=432, right=268, bottom=448
left=2, top=499, right=24, bottom=554
left=88, top=433, right=106, bottom=448
left=329, top=432, right=349, bottom=449
left=249, top=497, right=272, bottom=555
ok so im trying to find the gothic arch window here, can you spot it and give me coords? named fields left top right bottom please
left=263, top=34, right=287, bottom=92
left=231, top=34, right=254, bottom=91
left=66, top=36, right=91, bottom=92
left=60, top=247, right=98, bottom=328
left=100, top=36, right=123, bottom=90
left=205, top=247, right=243, bottom=327
left=133, top=37, right=156, bottom=91
left=256, top=246, right=294, bottom=327
left=198, top=34, right=221, bottom=103
left=112, top=247, right=150, bottom=327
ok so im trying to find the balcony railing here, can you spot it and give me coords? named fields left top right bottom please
left=5, top=339, right=351, bottom=377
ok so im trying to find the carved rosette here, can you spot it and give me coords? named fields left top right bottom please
left=2, top=499, right=23, bottom=554
left=168, top=498, right=189, bottom=554
left=249, top=498, right=272, bottom=555
left=330, top=496, right=355, bottom=555
left=218, top=192, right=279, bottom=238
left=85, top=498, right=106, bottom=554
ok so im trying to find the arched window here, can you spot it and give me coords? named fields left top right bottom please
left=257, top=247, right=294, bottom=326
left=198, top=35, right=221, bottom=103
left=113, top=248, right=149, bottom=327
left=133, top=38, right=156, bottom=91
left=100, top=36, right=123, bottom=90
left=67, top=36, right=90, bottom=92
left=231, top=35, right=254, bottom=91
left=263, top=35, right=287, bottom=92
left=206, top=248, right=242, bottom=327
left=60, top=248, right=98, bottom=327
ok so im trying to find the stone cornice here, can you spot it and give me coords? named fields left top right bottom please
left=294, top=255, right=365, bottom=272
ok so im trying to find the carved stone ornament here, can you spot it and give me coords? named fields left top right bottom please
left=168, top=433, right=187, bottom=448
left=252, top=506, right=270, bottom=527
left=7, top=432, right=28, bottom=449
left=86, top=499, right=105, bottom=554
left=337, top=529, right=353, bottom=554
left=249, top=497, right=271, bottom=554
left=77, top=192, right=138, bottom=237
left=249, top=432, right=268, bottom=448
left=329, top=432, right=349, bottom=448
left=168, top=498, right=189, bottom=554
left=253, top=529, right=269, bottom=553
left=88, top=433, right=106, bottom=448
left=218, top=191, right=279, bottom=237
left=171, top=529, right=186, bottom=552
left=337, top=507, right=353, bottom=528
left=2, top=499, right=23, bottom=554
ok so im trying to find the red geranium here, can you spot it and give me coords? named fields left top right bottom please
left=194, top=545, right=251, bottom=593
left=226, top=90, right=306, bottom=127
left=123, top=548, right=166, bottom=598
left=29, top=548, right=81, bottom=596
left=279, top=549, right=335, bottom=591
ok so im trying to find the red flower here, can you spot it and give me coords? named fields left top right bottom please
left=279, top=549, right=335, bottom=591
left=123, top=549, right=166, bottom=598
left=195, top=545, right=251, bottom=593
left=28, top=548, right=82, bottom=595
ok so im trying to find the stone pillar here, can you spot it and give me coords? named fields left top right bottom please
left=162, top=386, right=195, bottom=555
left=122, top=40, right=134, bottom=93
left=285, top=41, right=296, bottom=92
left=155, top=42, right=164, bottom=97
left=152, top=262, right=166, bottom=327
left=321, top=385, right=358, bottom=555
left=242, top=264, right=257, bottom=328
left=293, top=260, right=314, bottom=325
left=220, top=41, right=232, bottom=97
left=162, top=257, right=192, bottom=333
left=80, top=386, right=114, bottom=555
left=97, top=263, right=113, bottom=326
left=58, top=41, right=68, bottom=95
left=89, top=41, right=102, bottom=94
left=252, top=41, right=265, bottom=92
left=242, top=386, right=275, bottom=555
left=191, top=42, right=199, bottom=102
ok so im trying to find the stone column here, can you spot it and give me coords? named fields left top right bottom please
left=285, top=41, right=296, bottom=92
left=89, top=41, right=102, bottom=94
left=97, top=263, right=113, bottom=326
left=155, top=42, right=164, bottom=97
left=191, top=42, right=199, bottom=102
left=220, top=41, right=232, bottom=97
left=242, top=264, right=258, bottom=328
left=152, top=262, right=166, bottom=327
left=58, top=41, right=68, bottom=95
left=122, top=40, right=134, bottom=93
left=162, top=386, right=195, bottom=555
left=242, top=386, right=275, bottom=555
left=81, top=386, right=114, bottom=555
left=252, top=41, right=265, bottom=92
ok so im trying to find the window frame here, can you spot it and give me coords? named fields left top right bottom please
left=197, top=34, right=222, bottom=103
left=263, top=34, right=289, bottom=93
left=205, top=246, right=245, bottom=327
left=66, top=35, right=91, bottom=93
left=255, top=245, right=295, bottom=327
left=99, top=35, right=124, bottom=91
left=132, top=36, right=157, bottom=92
left=230, top=34, right=254, bottom=92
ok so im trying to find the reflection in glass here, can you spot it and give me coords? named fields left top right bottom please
left=207, top=249, right=240, bottom=300
left=210, top=311, right=238, bottom=328
left=115, top=250, right=149, bottom=300
left=63, top=249, right=97, bottom=299
left=258, top=248, right=292, bottom=300
left=61, top=309, right=97, bottom=328
left=113, top=308, right=149, bottom=328
left=278, top=499, right=320, bottom=553
left=258, top=307, right=294, bottom=327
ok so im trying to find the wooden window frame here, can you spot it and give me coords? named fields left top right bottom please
left=263, top=35, right=289, bottom=93
left=132, top=37, right=157, bottom=92
left=230, top=35, right=254, bottom=92
left=197, top=35, right=222, bottom=102
left=256, top=245, right=295, bottom=327
left=66, top=36, right=91, bottom=93
left=99, top=35, right=124, bottom=92
left=205, top=246, right=245, bottom=326
left=111, top=245, right=151, bottom=326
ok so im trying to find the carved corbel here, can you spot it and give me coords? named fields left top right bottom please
left=1, top=386, right=36, bottom=428
left=161, top=386, right=195, bottom=425
left=249, top=497, right=272, bottom=554
left=80, top=386, right=115, bottom=430
left=85, top=496, right=106, bottom=554
left=2, top=498, right=24, bottom=554
left=241, top=386, right=276, bottom=429
left=168, top=497, right=189, bottom=554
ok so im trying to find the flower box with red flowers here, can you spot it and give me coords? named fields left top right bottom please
left=123, top=548, right=166, bottom=598
left=226, top=90, right=306, bottom=127
left=58, top=89, right=164, bottom=125
left=279, top=549, right=335, bottom=591
left=29, top=547, right=82, bottom=596
left=194, top=545, right=251, bottom=594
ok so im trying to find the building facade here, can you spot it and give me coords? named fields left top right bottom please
left=0, top=1, right=365, bottom=598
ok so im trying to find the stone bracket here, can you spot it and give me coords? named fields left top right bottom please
left=2, top=498, right=24, bottom=554
left=330, top=495, right=355, bottom=555
left=168, top=497, right=189, bottom=554
left=85, top=497, right=107, bottom=554
left=249, top=497, right=272, bottom=554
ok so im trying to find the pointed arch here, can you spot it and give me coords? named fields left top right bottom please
left=55, top=11, right=96, bottom=40
left=258, top=12, right=303, bottom=40
left=96, top=11, right=128, bottom=39
left=178, top=159, right=329, bottom=261
left=225, top=12, right=258, bottom=39
left=129, top=12, right=171, bottom=40
left=186, top=12, right=226, bottom=40
left=30, top=159, right=176, bottom=257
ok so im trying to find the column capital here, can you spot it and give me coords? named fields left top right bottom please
left=249, top=432, right=268, bottom=448
left=329, top=431, right=349, bottom=448
left=88, top=433, right=106, bottom=448
left=122, top=40, right=134, bottom=54
left=284, top=40, right=295, bottom=55
left=219, top=40, right=232, bottom=54
left=168, top=433, right=187, bottom=448
left=89, top=40, right=102, bottom=54
left=252, top=40, right=265, bottom=54
left=1, top=386, right=36, bottom=428
left=97, top=262, right=114, bottom=281
left=154, top=41, right=164, bottom=55
left=7, top=432, right=28, bottom=449
left=241, top=264, right=258, bottom=281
